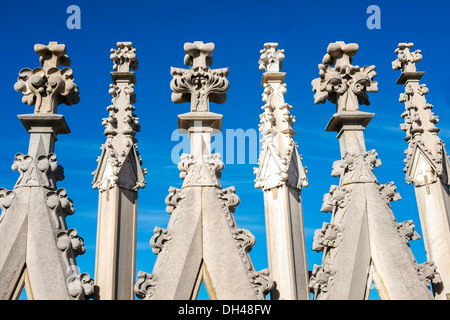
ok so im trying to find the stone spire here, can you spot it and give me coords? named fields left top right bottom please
left=253, top=43, right=309, bottom=300
left=134, top=41, right=273, bottom=300
left=92, top=42, right=146, bottom=300
left=393, top=42, right=450, bottom=300
left=0, top=42, right=94, bottom=300
left=309, top=41, right=438, bottom=300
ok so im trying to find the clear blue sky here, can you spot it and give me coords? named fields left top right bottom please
left=1, top=0, right=449, bottom=300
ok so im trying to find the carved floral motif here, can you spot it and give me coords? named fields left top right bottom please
left=178, top=153, right=224, bottom=187
left=170, top=41, right=229, bottom=112
left=331, top=149, right=381, bottom=185
left=92, top=42, right=146, bottom=192
left=392, top=43, right=422, bottom=73
left=134, top=271, right=157, bottom=300
left=56, top=228, right=86, bottom=273
left=378, top=182, right=402, bottom=206
left=397, top=220, right=421, bottom=245
left=312, top=222, right=344, bottom=252
left=258, top=43, right=285, bottom=72
left=417, top=261, right=442, bottom=288
left=14, top=42, right=80, bottom=114
left=0, top=188, right=15, bottom=224
left=165, top=186, right=185, bottom=214
left=311, top=42, right=378, bottom=112
left=12, top=152, right=64, bottom=189
left=46, top=188, right=75, bottom=230
left=150, top=227, right=172, bottom=254
left=232, top=228, right=256, bottom=271
left=67, top=272, right=95, bottom=300
left=248, top=268, right=274, bottom=300
left=320, top=185, right=352, bottom=213
left=110, top=42, right=138, bottom=72
left=309, top=264, right=335, bottom=298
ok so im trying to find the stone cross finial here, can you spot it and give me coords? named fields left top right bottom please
left=34, top=42, right=71, bottom=70
left=392, top=43, right=422, bottom=73
left=110, top=42, right=139, bottom=72
left=183, top=41, right=214, bottom=68
left=14, top=42, right=80, bottom=114
left=170, top=41, right=229, bottom=112
left=259, top=43, right=285, bottom=72
left=311, top=41, right=378, bottom=112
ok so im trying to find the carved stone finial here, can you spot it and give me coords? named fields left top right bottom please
left=183, top=41, right=214, bottom=68
left=110, top=42, right=139, bottom=72
left=311, top=41, right=378, bottom=112
left=259, top=43, right=285, bottom=73
left=170, top=41, right=229, bottom=113
left=34, top=42, right=71, bottom=70
left=392, top=43, right=422, bottom=73
left=393, top=43, right=446, bottom=186
left=14, top=42, right=80, bottom=114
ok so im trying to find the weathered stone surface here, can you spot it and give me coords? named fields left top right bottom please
left=135, top=42, right=272, bottom=300
left=393, top=43, right=450, bottom=300
left=0, top=42, right=93, bottom=300
left=254, top=43, right=309, bottom=300
left=310, top=41, right=435, bottom=300
left=92, top=42, right=146, bottom=300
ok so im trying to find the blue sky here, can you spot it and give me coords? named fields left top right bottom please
left=1, top=0, right=450, bottom=300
